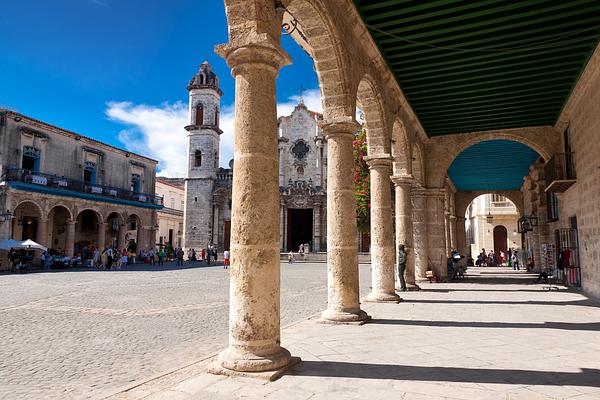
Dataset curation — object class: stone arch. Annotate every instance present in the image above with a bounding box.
[285,0,355,119]
[426,127,559,188]
[356,74,389,155]
[391,118,411,176]
[12,199,43,218]
[48,204,74,222]
[105,211,125,224]
[455,191,524,221]
[75,207,104,223]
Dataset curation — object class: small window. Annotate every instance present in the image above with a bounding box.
[214,151,218,168]
[170,198,175,208]
[22,146,40,172]
[215,108,219,127]
[194,150,202,167]
[131,174,141,192]
[195,104,204,125]
[83,162,96,184]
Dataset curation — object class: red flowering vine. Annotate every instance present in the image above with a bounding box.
[353,128,370,233]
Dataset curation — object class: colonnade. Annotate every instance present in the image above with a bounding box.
[213,0,450,378]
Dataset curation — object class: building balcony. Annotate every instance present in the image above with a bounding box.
[4,168,163,208]
[545,153,576,193]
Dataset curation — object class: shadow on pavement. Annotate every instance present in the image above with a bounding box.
[369,318,600,331]
[291,361,600,387]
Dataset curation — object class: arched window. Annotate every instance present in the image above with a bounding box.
[199,74,205,85]
[194,150,202,167]
[195,104,204,126]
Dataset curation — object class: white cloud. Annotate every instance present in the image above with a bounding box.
[107,88,323,177]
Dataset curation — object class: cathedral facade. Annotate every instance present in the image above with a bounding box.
[183,63,327,253]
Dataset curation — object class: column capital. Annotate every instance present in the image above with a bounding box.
[318,117,361,139]
[391,174,414,186]
[216,42,291,75]
[364,154,393,168]
[66,221,76,226]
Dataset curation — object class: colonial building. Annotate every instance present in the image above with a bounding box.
[183,62,328,253]
[278,102,326,252]
[155,178,184,248]
[0,109,162,269]
[465,194,521,258]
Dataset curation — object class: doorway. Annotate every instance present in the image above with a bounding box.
[493,225,508,256]
[287,208,313,252]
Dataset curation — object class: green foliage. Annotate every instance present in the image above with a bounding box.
[353,128,370,233]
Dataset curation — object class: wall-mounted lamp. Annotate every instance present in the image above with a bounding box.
[74,135,81,141]
[0,209,12,222]
[13,116,22,122]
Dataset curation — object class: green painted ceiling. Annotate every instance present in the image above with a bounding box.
[353,0,600,136]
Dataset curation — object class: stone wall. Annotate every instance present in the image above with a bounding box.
[550,47,600,298]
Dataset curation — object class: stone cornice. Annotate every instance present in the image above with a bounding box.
[391,174,414,186]
[185,124,223,135]
[364,154,393,168]
[318,117,361,138]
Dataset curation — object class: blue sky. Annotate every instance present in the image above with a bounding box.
[0,0,320,175]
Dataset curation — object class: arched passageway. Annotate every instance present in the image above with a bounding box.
[11,201,43,243]
[48,205,73,254]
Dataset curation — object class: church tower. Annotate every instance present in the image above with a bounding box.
[183,61,222,251]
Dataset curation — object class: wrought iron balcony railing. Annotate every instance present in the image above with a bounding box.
[4,168,163,206]
[545,153,576,193]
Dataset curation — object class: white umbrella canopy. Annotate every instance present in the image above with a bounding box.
[0,239,22,250]
[19,239,47,251]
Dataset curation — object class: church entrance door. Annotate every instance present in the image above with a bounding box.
[287,209,313,252]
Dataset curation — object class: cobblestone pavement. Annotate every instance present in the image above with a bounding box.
[111,267,600,400]
[0,262,372,400]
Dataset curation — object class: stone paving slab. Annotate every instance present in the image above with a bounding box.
[110,268,600,400]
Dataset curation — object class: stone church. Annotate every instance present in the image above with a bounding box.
[183,62,327,253]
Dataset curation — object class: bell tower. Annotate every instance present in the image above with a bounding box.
[183,61,223,251]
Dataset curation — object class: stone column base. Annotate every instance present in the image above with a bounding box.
[415,277,429,283]
[208,356,301,382]
[405,283,421,291]
[364,292,402,303]
[319,308,371,325]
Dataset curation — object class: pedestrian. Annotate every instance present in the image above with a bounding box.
[147,247,155,266]
[512,251,520,271]
[92,247,100,269]
[157,247,165,266]
[223,249,230,269]
[201,248,206,263]
[119,249,128,270]
[397,244,407,291]
[105,247,113,270]
[42,250,51,271]
[288,251,295,264]
[176,247,184,266]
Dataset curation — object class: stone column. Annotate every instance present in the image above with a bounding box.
[280,202,286,251]
[455,217,468,255]
[118,223,126,250]
[444,211,451,253]
[412,189,429,282]
[65,221,75,257]
[320,119,369,323]
[213,41,294,373]
[449,215,457,251]
[392,175,419,290]
[97,222,106,251]
[36,218,48,247]
[313,202,321,252]
[212,205,220,246]
[426,190,448,279]
[365,155,400,303]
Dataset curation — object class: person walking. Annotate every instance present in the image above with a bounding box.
[223,249,230,269]
[176,247,184,266]
[147,247,155,266]
[157,247,165,266]
[42,250,51,271]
